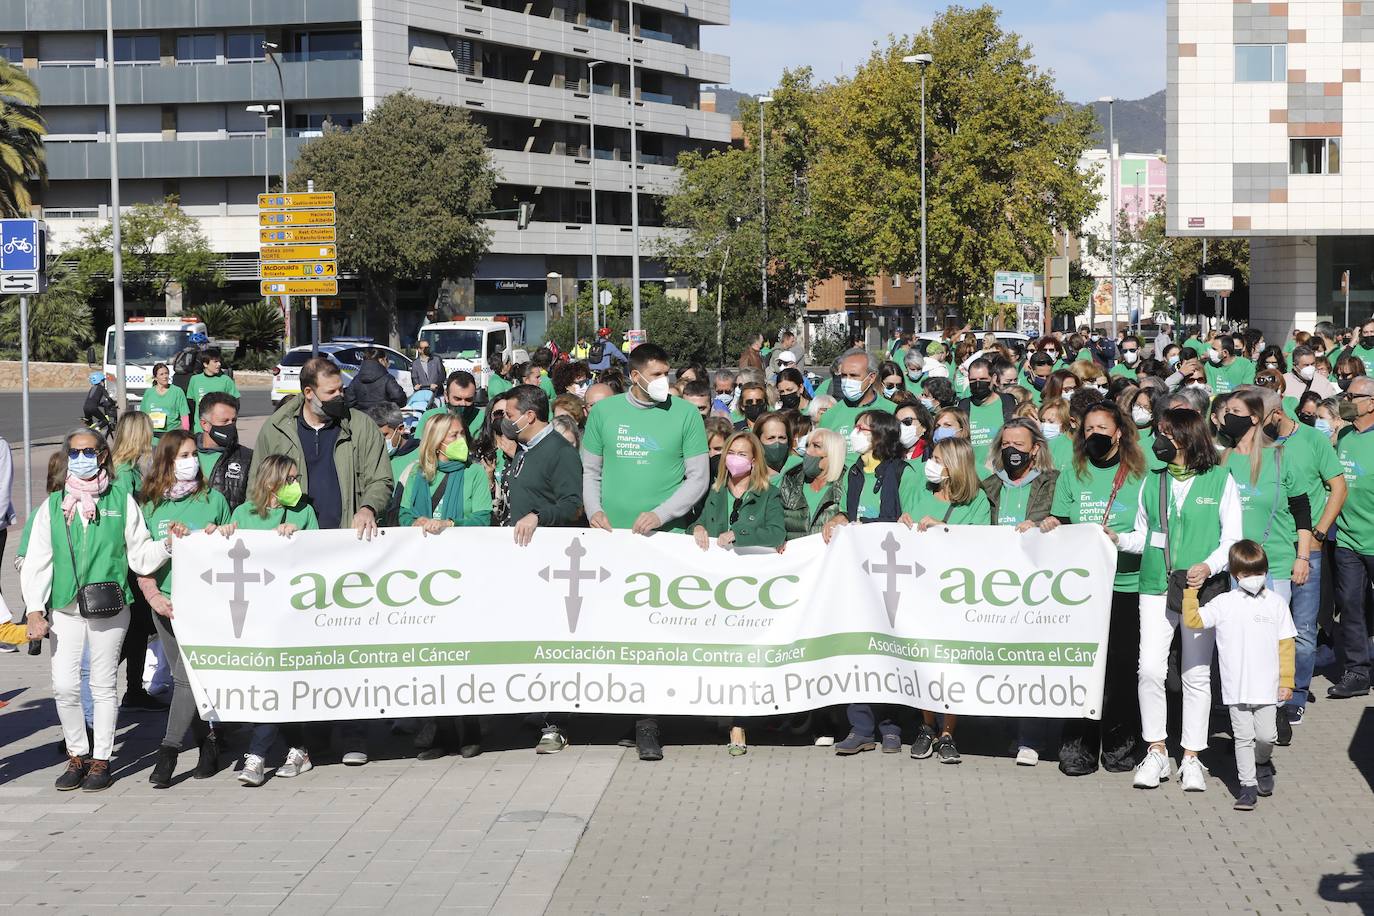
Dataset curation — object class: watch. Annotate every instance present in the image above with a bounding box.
[1314,528,1327,542]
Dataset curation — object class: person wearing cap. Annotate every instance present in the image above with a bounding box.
[768,330,800,377]
[588,328,627,373]
[772,349,799,384]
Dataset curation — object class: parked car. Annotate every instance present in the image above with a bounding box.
[912,330,1030,360]
[271,340,414,408]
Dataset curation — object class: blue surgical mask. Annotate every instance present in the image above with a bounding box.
[1315,418,1333,435]
[882,384,899,398]
[69,454,99,480]
[933,426,957,443]
[1041,421,1062,440]
[840,377,866,402]
[1168,355,1180,368]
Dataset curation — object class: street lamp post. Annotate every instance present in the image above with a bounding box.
[264,41,290,348]
[758,95,773,313]
[247,104,279,194]
[902,54,933,333]
[105,0,127,408]
[587,60,603,331]
[626,0,642,331]
[548,272,572,348]
[1099,96,1119,340]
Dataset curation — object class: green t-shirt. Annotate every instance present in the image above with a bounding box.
[818,394,897,458]
[1050,460,1144,592]
[953,372,971,399]
[966,398,1005,471]
[836,458,922,522]
[583,394,709,531]
[1337,426,1374,553]
[230,500,320,531]
[1109,363,1138,381]
[768,452,802,487]
[143,489,231,597]
[1277,421,1343,522]
[186,372,240,425]
[1205,357,1255,394]
[1224,447,1300,580]
[1182,337,1208,359]
[994,479,1033,526]
[1283,338,1298,355]
[904,485,991,526]
[487,373,513,399]
[140,385,190,436]
[198,450,221,480]
[114,461,144,496]
[1283,396,1299,420]
[1350,345,1374,377]
[1045,433,1074,472]
[539,375,557,400]
[1138,466,1229,595]
[397,464,493,526]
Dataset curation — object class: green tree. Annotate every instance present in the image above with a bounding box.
[0,61,45,217]
[68,196,223,308]
[806,6,1099,310]
[292,93,497,348]
[1118,197,1250,312]
[0,264,94,361]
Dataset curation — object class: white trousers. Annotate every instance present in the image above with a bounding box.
[1138,593,1215,752]
[50,606,129,760]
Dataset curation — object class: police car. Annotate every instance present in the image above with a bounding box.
[271,340,414,407]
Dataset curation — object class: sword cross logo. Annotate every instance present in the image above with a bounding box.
[539,537,610,632]
[862,531,924,627]
[201,539,275,638]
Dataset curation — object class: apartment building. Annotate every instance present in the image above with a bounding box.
[1078,147,1167,327]
[3,0,731,343]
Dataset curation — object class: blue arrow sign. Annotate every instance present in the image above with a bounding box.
[0,220,40,273]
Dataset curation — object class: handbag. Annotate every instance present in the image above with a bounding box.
[64,515,125,620]
[1158,471,1229,615]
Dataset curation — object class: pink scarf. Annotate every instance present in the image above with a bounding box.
[164,479,199,502]
[62,471,109,523]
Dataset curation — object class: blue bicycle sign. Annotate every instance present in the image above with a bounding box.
[0,220,41,273]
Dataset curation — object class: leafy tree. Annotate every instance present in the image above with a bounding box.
[0,263,94,361]
[194,301,236,338]
[68,197,223,308]
[1118,197,1249,313]
[233,298,285,360]
[544,282,628,353]
[292,93,497,348]
[0,61,45,217]
[640,293,721,367]
[808,327,849,368]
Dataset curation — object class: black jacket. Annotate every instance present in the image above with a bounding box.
[344,361,406,410]
[206,443,254,511]
[83,385,117,430]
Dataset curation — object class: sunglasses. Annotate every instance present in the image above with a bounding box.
[68,448,99,459]
[898,417,920,426]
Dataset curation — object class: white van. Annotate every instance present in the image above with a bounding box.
[103,316,208,403]
[416,318,511,391]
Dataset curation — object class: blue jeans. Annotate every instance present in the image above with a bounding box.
[1288,548,1323,707]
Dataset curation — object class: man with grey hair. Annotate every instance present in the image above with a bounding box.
[711,369,738,415]
[819,348,893,457]
[903,349,924,383]
[1284,344,1337,401]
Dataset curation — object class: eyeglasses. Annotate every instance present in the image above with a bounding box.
[284,473,300,484]
[898,416,918,426]
[68,448,98,459]
[742,400,765,408]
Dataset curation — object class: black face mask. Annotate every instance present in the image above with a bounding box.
[779,392,802,411]
[1361,335,1374,350]
[969,380,993,401]
[1299,413,1317,427]
[741,402,766,421]
[1220,413,1255,444]
[1151,436,1178,464]
[1339,377,1354,391]
[1262,420,1284,441]
[317,394,348,421]
[1001,446,1030,474]
[451,404,480,425]
[1031,375,1047,390]
[1084,432,1115,462]
[208,422,238,449]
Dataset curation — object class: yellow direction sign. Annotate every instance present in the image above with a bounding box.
[259,226,336,244]
[259,209,336,227]
[259,243,338,261]
[261,279,338,296]
[260,261,338,279]
[258,192,336,209]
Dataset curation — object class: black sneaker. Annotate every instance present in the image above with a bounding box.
[909,725,935,759]
[1276,707,1292,746]
[1233,786,1258,810]
[935,734,961,764]
[1256,760,1276,797]
[834,731,876,755]
[1327,672,1370,699]
[55,755,87,791]
[121,690,169,711]
[880,733,902,754]
[635,722,663,761]
[148,745,177,789]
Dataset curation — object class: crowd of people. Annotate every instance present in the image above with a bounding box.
[10,314,1373,812]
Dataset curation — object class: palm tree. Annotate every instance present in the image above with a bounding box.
[0,60,45,217]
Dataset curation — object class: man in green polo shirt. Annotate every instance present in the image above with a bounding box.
[185,348,240,428]
[1204,334,1255,394]
[819,349,896,458]
[961,357,1009,469]
[582,342,708,763]
[1330,376,1374,698]
[1346,318,1374,376]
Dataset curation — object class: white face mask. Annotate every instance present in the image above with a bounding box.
[1298,365,1316,380]
[1237,574,1266,596]
[794,434,809,456]
[1123,350,1139,364]
[924,459,945,485]
[1041,421,1061,440]
[899,423,920,448]
[1208,350,1224,365]
[174,456,199,482]
[1188,381,1211,395]
[1131,406,1152,427]
[848,429,873,455]
[636,373,670,403]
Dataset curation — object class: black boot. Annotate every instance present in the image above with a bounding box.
[635,719,663,761]
[193,731,220,779]
[148,745,177,789]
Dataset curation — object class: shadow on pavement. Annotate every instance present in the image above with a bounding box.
[1320,852,1374,914]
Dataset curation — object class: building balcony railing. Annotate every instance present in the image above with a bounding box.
[29,58,362,107]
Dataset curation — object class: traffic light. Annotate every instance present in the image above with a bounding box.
[517,202,535,230]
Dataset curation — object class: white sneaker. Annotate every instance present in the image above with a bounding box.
[342,751,369,766]
[813,736,835,747]
[237,754,266,787]
[1133,748,1172,789]
[1178,755,1208,792]
[1015,747,1039,766]
[276,747,312,778]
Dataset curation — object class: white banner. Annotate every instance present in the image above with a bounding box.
[170,524,1117,723]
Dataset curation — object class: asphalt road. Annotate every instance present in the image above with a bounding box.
[0,388,274,448]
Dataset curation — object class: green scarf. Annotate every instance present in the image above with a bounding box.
[1166,464,1197,482]
[407,459,469,524]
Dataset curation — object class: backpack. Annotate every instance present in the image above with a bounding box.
[956,392,1016,424]
[589,339,607,364]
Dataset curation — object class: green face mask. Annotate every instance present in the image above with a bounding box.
[276,481,302,508]
[801,455,824,481]
[444,438,470,462]
[762,441,790,471]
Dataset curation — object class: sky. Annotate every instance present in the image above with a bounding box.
[702,0,1165,104]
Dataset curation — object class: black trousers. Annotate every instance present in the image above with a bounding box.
[118,572,157,696]
[1059,589,1141,775]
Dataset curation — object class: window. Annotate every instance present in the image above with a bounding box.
[226,32,265,62]
[175,34,215,64]
[0,44,20,65]
[1236,44,1285,82]
[113,34,159,66]
[1291,138,1341,175]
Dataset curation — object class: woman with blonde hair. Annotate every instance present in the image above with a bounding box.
[110,411,155,494]
[779,427,846,539]
[397,412,492,532]
[691,431,784,756]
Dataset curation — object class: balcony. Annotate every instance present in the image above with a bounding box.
[0,0,362,32]
[31,58,362,107]
[488,148,676,195]
[484,218,682,257]
[44,136,315,182]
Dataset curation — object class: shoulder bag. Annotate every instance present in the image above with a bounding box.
[1160,471,1229,615]
[64,516,124,619]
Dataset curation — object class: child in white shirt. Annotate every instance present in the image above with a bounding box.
[1185,539,1296,811]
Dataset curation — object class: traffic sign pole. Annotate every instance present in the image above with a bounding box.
[312,297,320,357]
[19,295,30,513]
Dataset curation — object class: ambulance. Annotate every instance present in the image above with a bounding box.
[102,316,208,403]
